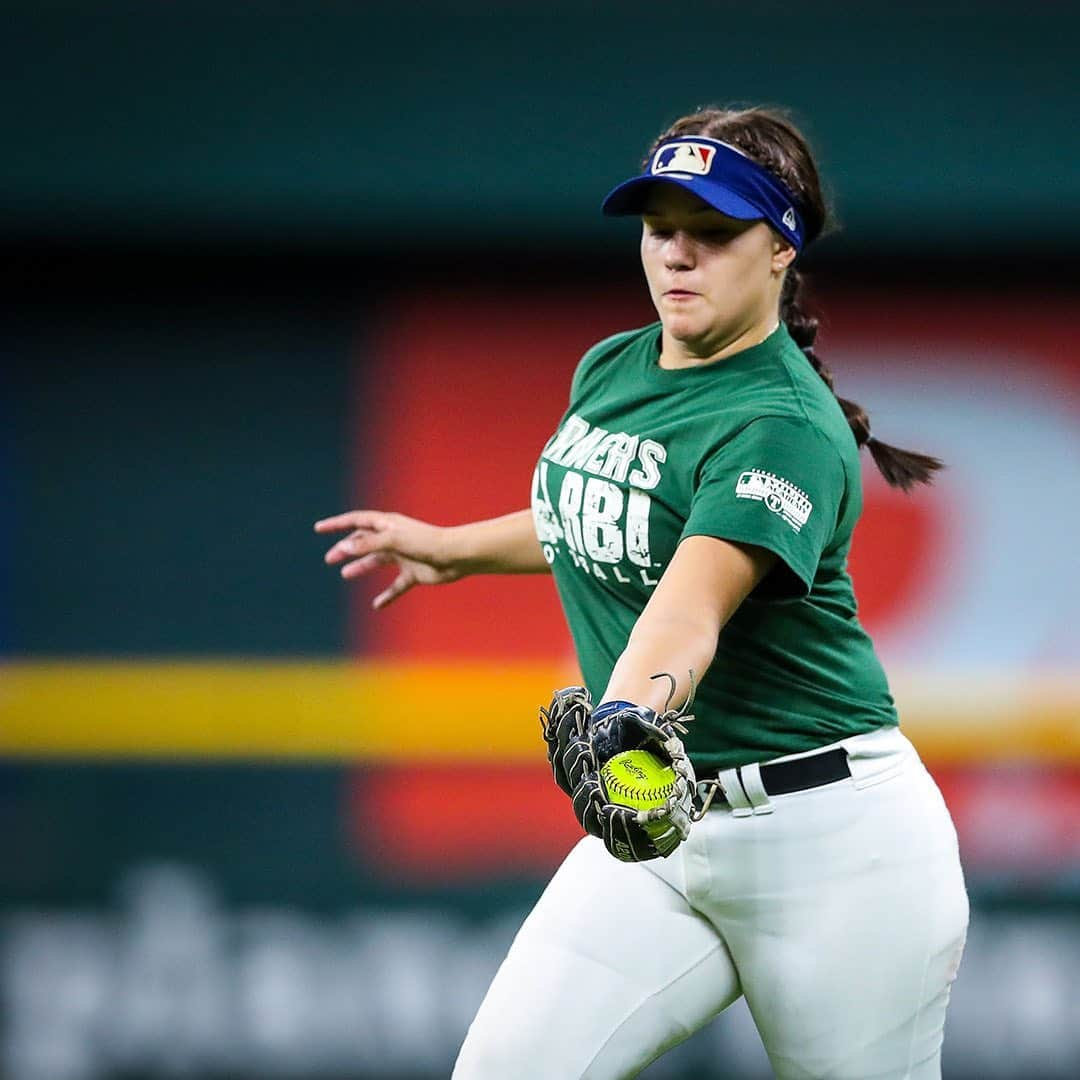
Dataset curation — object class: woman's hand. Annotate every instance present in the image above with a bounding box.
[315,510,464,609]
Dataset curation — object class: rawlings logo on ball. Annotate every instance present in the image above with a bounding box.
[601,750,678,811]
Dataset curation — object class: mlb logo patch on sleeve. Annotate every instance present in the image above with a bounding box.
[735,469,813,532]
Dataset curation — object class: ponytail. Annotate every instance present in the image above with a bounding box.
[780,270,943,492]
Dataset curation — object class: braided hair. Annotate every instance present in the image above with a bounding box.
[646,107,942,491]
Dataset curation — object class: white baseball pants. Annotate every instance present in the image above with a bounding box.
[453,727,969,1080]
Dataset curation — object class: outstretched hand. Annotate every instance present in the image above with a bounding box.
[314,510,462,609]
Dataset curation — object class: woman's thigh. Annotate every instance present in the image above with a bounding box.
[453,835,740,1080]
[712,758,968,1080]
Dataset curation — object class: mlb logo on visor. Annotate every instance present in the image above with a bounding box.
[652,142,717,177]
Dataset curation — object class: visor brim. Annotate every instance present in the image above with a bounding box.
[601,175,764,221]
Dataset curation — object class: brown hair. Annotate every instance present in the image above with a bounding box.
[647,106,943,491]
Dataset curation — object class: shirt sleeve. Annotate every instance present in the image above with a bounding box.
[681,416,845,600]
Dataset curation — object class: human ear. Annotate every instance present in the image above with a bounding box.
[771,239,797,274]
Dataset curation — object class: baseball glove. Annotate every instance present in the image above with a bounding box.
[540,674,697,862]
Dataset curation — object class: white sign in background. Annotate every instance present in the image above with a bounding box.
[2,864,1078,1080]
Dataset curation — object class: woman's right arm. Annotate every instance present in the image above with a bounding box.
[314,508,547,609]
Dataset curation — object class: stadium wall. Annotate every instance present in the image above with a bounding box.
[3,276,1079,1078]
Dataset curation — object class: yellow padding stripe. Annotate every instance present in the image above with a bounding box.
[0,661,1078,762]
[0,661,567,760]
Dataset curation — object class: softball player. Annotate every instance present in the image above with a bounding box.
[317,106,968,1079]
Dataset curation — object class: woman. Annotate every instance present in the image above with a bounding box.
[316,107,968,1080]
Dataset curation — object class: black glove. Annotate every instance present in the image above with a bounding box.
[571,768,668,861]
[539,676,698,863]
[539,685,593,797]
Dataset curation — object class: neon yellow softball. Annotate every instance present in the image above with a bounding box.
[600,749,677,811]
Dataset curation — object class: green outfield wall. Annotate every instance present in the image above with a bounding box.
[4,2,1075,254]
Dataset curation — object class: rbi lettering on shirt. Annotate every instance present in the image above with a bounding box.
[533,322,898,772]
[532,413,666,588]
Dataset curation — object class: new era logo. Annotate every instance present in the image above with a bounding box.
[652,141,716,177]
[782,207,797,230]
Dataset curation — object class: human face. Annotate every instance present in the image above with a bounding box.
[639,184,792,362]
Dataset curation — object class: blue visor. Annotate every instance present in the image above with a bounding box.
[602,136,809,252]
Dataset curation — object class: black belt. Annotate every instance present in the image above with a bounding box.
[700,746,851,803]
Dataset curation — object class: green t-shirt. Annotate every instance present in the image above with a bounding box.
[531,321,898,772]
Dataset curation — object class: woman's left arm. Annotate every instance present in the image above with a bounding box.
[601,535,777,712]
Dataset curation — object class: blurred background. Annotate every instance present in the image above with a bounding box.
[3,2,1079,1078]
